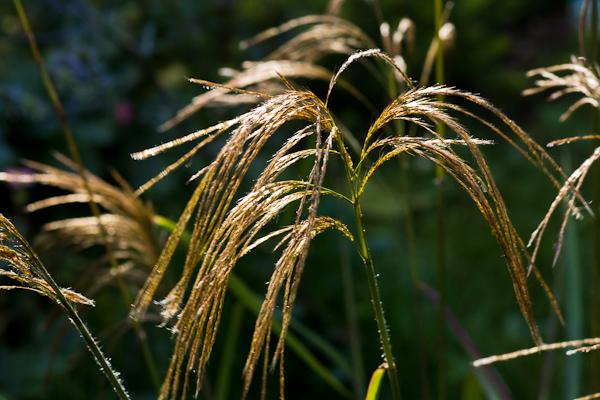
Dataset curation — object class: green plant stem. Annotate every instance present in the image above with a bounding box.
[590,0,600,391]
[393,52,430,397]
[538,244,567,400]
[16,230,131,400]
[592,122,600,395]
[61,302,131,400]
[434,0,447,398]
[392,90,429,397]
[12,0,160,391]
[435,177,446,400]
[335,128,402,400]
[353,200,402,400]
[562,150,583,400]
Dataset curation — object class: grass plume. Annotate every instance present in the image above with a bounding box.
[0,213,130,400]
[127,43,568,397]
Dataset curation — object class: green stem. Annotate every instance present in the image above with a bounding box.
[393,56,430,398]
[589,0,600,391]
[561,150,583,400]
[353,201,402,400]
[12,0,161,391]
[334,129,402,400]
[15,228,131,400]
[62,303,131,400]
[434,1,447,399]
[13,0,160,391]
[592,122,600,395]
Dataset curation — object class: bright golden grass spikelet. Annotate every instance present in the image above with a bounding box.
[0,213,93,306]
[132,88,352,399]
[158,60,345,132]
[238,15,375,58]
[0,212,131,399]
[471,56,600,400]
[473,338,600,367]
[127,46,574,397]
[524,58,600,267]
[0,154,158,288]
[524,56,600,121]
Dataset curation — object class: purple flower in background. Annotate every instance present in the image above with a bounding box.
[114,102,135,126]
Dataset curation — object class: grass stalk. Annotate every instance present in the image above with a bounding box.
[396,101,430,398]
[388,36,430,397]
[434,1,447,399]
[592,118,600,395]
[334,124,402,399]
[354,200,402,400]
[435,175,447,400]
[537,247,567,400]
[590,0,600,391]
[562,150,583,400]
[12,0,160,391]
[0,216,130,400]
[59,298,131,400]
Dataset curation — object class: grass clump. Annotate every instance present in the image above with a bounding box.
[2,0,598,399]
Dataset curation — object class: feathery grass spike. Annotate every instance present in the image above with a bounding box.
[131,40,572,397]
[0,213,130,399]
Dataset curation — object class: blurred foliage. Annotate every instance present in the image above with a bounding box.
[0,0,597,399]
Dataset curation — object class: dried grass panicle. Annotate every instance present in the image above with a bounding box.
[359,84,567,344]
[158,59,367,133]
[138,46,573,395]
[0,155,158,301]
[136,35,569,395]
[160,15,405,133]
[524,56,600,121]
[0,213,94,306]
[239,15,375,58]
[524,57,600,267]
[0,155,158,270]
[131,86,355,398]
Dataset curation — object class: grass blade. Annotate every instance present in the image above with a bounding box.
[365,364,387,400]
